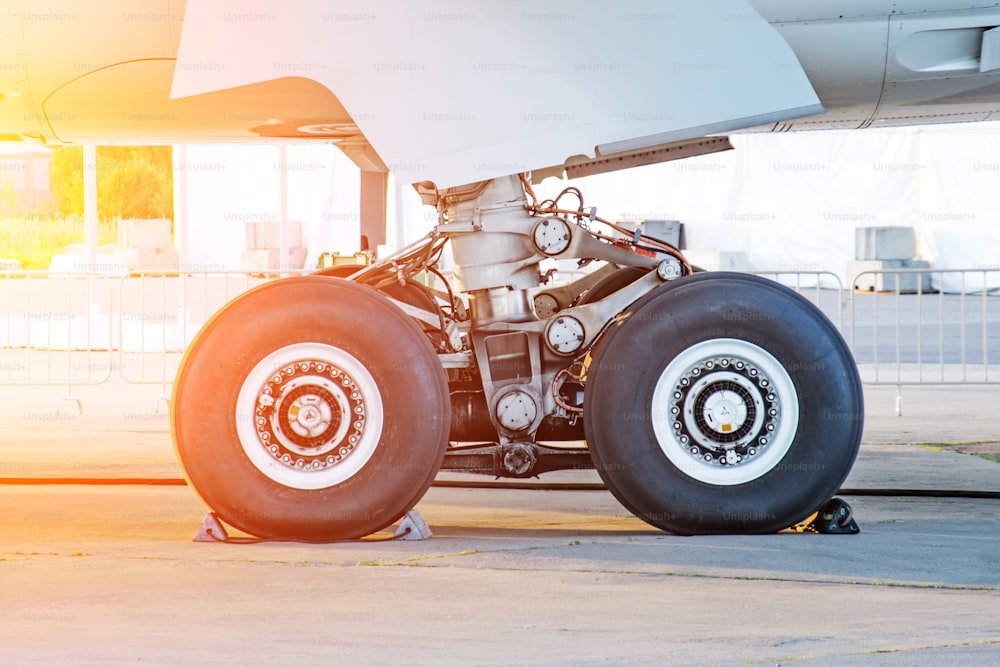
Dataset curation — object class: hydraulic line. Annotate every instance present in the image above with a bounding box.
[518,172,692,273]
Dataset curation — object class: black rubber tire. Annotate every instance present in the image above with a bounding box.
[315,264,440,322]
[583,272,862,534]
[313,265,364,279]
[171,276,450,541]
[576,264,705,306]
[575,266,650,305]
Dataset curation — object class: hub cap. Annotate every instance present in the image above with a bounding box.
[236,343,383,490]
[650,338,799,485]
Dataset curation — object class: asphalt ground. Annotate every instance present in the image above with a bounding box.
[1,380,999,666]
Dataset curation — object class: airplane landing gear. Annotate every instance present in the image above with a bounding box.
[171,174,863,540]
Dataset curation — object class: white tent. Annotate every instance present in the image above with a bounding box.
[176,142,437,271]
[176,125,1000,289]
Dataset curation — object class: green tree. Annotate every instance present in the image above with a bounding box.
[49,145,83,217]
[49,145,174,221]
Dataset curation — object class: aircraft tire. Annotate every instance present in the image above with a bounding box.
[313,264,364,279]
[575,264,705,307]
[583,272,862,534]
[315,264,441,322]
[171,276,450,541]
[575,266,649,305]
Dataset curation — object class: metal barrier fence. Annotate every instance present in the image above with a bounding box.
[1,272,114,413]
[0,270,306,412]
[3,267,999,414]
[849,268,1000,384]
[115,271,310,400]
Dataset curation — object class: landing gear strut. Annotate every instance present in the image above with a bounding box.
[171,173,863,540]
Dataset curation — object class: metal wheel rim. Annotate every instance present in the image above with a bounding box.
[236,342,384,490]
[650,338,799,485]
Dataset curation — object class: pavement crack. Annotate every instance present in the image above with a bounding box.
[387,557,1000,591]
[920,440,1000,464]
[357,541,578,567]
[745,637,1000,664]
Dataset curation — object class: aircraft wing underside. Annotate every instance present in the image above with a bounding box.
[10,2,1000,188]
[170,0,822,187]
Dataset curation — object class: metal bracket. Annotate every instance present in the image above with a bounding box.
[441,442,593,478]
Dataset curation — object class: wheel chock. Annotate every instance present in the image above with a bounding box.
[193,512,229,542]
[394,509,432,540]
[792,497,860,534]
[192,510,429,543]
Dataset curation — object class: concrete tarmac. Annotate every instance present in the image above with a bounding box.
[1,381,999,666]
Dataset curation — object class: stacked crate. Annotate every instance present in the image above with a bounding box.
[848,227,931,293]
[241,220,308,272]
[118,219,178,271]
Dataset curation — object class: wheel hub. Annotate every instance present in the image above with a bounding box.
[675,366,773,465]
[651,338,798,486]
[287,396,330,436]
[236,342,384,490]
[701,392,744,434]
[256,361,366,470]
